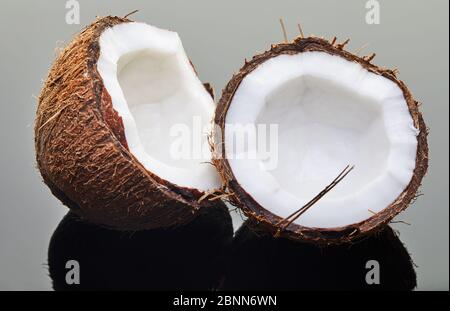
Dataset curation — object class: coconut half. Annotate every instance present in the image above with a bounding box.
[35,16,222,230]
[213,37,428,243]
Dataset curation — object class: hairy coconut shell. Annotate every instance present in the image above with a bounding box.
[35,16,223,230]
[213,37,429,244]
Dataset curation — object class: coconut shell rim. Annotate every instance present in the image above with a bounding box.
[213,36,429,244]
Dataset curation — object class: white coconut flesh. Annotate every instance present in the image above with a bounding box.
[225,52,419,228]
[97,22,221,191]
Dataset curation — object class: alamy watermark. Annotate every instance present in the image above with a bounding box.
[365,259,380,285]
[365,0,380,25]
[65,260,80,285]
[168,117,279,171]
[65,0,80,25]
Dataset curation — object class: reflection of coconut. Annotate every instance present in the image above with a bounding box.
[219,221,416,290]
[48,205,233,290]
[35,16,221,230]
[213,37,428,244]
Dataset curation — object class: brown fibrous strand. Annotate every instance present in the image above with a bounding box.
[276,165,355,231]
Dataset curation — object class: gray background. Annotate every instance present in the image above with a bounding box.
[0,0,448,290]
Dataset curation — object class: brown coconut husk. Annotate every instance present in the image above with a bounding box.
[212,36,428,244]
[35,16,224,230]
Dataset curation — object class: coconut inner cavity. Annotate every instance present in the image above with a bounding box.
[225,52,418,228]
[260,75,389,199]
[97,22,221,191]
